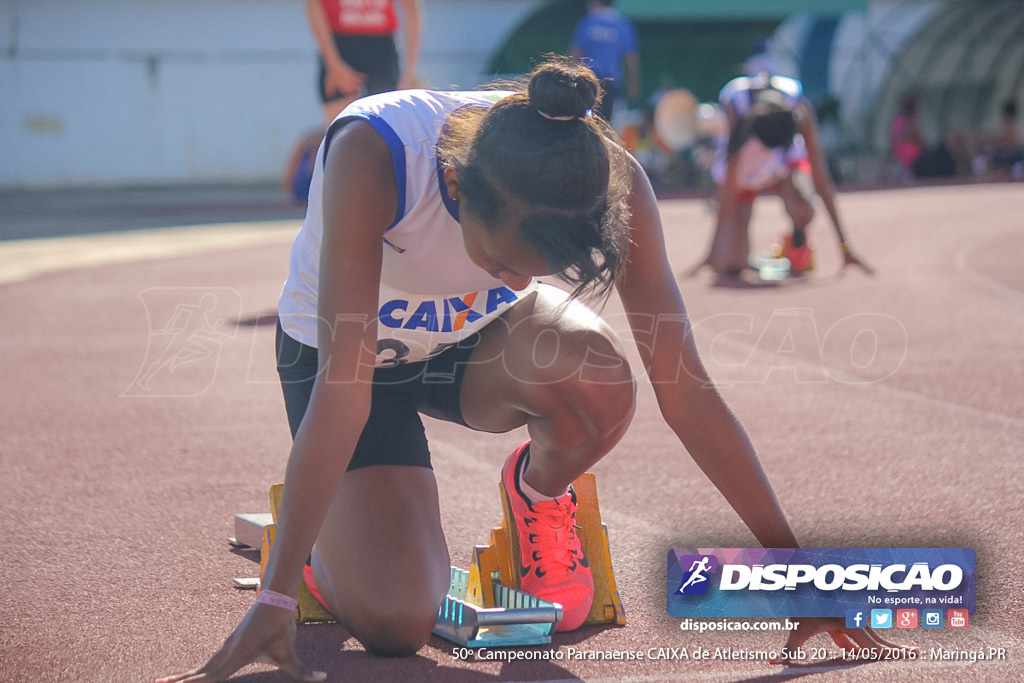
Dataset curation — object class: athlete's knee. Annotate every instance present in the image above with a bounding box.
[348,598,441,657]
[521,319,632,383]
[579,353,636,436]
[549,336,636,451]
[356,619,433,657]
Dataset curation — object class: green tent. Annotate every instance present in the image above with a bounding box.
[488,0,867,104]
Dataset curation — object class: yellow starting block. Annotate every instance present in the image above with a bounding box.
[228,484,335,622]
[232,473,625,644]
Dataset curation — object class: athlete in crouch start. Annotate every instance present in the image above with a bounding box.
[159,57,910,682]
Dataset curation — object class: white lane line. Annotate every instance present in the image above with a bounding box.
[830,366,1024,430]
[952,229,1024,309]
[0,221,299,285]
[700,316,1024,430]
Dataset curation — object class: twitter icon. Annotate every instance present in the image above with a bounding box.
[871,609,893,629]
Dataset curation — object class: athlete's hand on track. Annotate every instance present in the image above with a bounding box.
[770,616,918,664]
[841,248,876,275]
[156,604,326,683]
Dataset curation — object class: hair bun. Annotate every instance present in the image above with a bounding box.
[527,57,601,121]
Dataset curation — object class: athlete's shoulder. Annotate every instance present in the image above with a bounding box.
[768,75,803,98]
[719,76,752,101]
[339,89,511,125]
[720,73,803,108]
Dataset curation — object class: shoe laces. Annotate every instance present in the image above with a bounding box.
[523,492,583,576]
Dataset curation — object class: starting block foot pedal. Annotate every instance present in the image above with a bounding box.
[433,567,561,647]
[228,512,274,549]
[754,256,791,281]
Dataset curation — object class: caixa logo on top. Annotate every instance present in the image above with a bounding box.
[667,548,976,618]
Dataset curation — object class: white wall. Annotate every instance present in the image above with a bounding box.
[0,0,540,189]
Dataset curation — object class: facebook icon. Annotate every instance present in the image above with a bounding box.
[846,609,866,629]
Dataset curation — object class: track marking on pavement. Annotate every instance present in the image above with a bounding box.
[0,221,299,285]
[700,318,1024,430]
[952,228,1024,309]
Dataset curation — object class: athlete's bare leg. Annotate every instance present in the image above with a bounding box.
[459,285,637,497]
[774,172,815,235]
[308,286,635,654]
[709,200,754,275]
[310,466,450,656]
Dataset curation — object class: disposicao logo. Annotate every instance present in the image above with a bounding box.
[667,548,975,619]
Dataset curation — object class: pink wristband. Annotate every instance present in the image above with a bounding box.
[256,589,298,611]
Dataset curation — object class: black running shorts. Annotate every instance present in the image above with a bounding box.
[318,33,400,103]
[275,321,481,469]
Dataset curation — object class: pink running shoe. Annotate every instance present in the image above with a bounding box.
[776,233,815,274]
[501,442,594,631]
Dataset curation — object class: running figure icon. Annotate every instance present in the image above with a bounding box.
[125,288,242,397]
[677,556,713,594]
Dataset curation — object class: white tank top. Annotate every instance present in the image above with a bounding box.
[712,75,808,190]
[278,89,537,366]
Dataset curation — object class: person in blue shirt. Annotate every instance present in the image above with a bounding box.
[570,0,641,123]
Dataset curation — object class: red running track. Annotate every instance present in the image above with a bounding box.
[1,183,1021,682]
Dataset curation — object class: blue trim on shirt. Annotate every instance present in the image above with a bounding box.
[323,113,407,231]
[361,114,406,230]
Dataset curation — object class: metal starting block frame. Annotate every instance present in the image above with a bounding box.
[230,472,625,647]
[434,567,561,647]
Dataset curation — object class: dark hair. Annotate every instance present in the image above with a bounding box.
[437,55,632,299]
[1003,98,1018,120]
[728,88,797,156]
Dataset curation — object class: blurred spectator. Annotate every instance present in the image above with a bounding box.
[889,92,958,179]
[570,0,641,124]
[889,92,925,178]
[987,98,1024,177]
[304,0,422,125]
[620,109,676,190]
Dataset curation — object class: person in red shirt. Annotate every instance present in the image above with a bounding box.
[304,0,422,124]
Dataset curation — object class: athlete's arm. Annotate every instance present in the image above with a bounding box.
[713,148,741,242]
[263,119,391,605]
[798,101,873,270]
[157,121,393,683]
[396,0,422,90]
[616,158,913,659]
[798,101,847,246]
[615,156,798,549]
